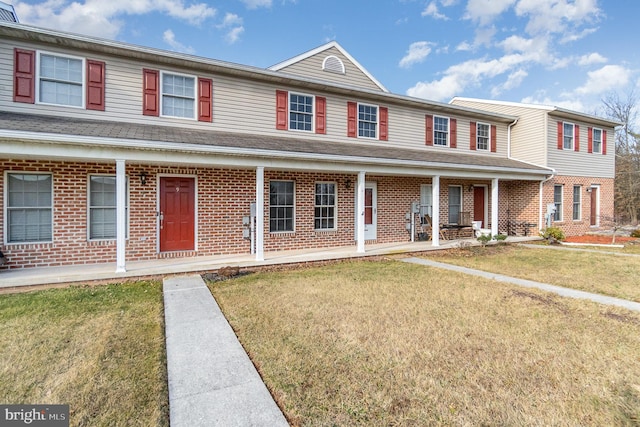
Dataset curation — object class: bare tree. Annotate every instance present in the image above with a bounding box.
[601,91,640,224]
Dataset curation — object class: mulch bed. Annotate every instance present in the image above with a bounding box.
[564,235,638,244]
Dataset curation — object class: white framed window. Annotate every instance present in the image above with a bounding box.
[161,71,196,119]
[477,122,490,150]
[289,92,314,131]
[572,185,581,221]
[88,175,129,240]
[448,185,462,224]
[553,184,563,221]
[592,128,602,153]
[5,172,53,244]
[434,116,449,146]
[420,184,433,223]
[314,182,337,230]
[269,180,295,232]
[37,51,84,108]
[358,103,378,139]
[563,122,574,150]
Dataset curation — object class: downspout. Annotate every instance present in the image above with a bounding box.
[539,169,556,232]
[507,118,518,159]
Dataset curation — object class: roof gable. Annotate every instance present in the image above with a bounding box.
[268,41,388,93]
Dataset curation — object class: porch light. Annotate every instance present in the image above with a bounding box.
[139,171,148,186]
[345,179,352,189]
[468,184,474,192]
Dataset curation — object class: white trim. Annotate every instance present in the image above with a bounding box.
[255,167,264,261]
[476,122,490,151]
[590,184,601,227]
[433,115,450,147]
[313,181,338,231]
[288,91,315,133]
[268,179,296,233]
[3,170,54,245]
[431,176,440,247]
[363,181,377,240]
[572,184,582,221]
[87,174,130,241]
[115,160,126,273]
[491,178,499,237]
[322,55,345,74]
[36,50,86,109]
[562,122,575,151]
[553,184,564,222]
[356,102,379,140]
[356,172,366,252]
[269,41,389,93]
[159,70,197,121]
[592,127,603,154]
[447,185,463,224]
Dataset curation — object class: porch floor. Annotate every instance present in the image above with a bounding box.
[0,236,541,290]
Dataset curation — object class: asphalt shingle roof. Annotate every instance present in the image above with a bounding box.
[0,111,550,174]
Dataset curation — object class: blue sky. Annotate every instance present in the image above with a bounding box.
[11,0,639,118]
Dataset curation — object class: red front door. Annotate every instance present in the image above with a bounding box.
[160,177,195,252]
[590,188,597,226]
[473,186,485,224]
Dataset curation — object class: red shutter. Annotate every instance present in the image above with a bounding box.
[491,125,497,153]
[379,106,388,141]
[142,69,159,116]
[347,101,357,137]
[315,96,326,134]
[602,130,607,155]
[557,121,563,149]
[574,124,580,152]
[470,122,476,150]
[14,48,35,104]
[450,118,457,148]
[587,127,593,153]
[86,60,105,111]
[425,114,433,146]
[198,77,213,122]
[276,90,288,130]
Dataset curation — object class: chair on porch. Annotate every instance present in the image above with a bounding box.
[458,211,473,238]
[424,214,446,240]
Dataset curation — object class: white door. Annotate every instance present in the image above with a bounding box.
[364,182,377,240]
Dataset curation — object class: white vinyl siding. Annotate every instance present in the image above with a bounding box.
[5,172,53,243]
[37,51,84,108]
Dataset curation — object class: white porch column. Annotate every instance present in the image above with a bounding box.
[491,178,499,238]
[431,175,440,247]
[115,159,126,273]
[356,171,366,253]
[255,166,265,261]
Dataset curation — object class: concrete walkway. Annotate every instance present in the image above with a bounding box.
[163,275,289,427]
[518,243,640,257]
[402,257,640,313]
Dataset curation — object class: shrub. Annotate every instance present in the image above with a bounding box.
[495,234,507,242]
[477,233,492,246]
[540,227,565,243]
[631,229,640,238]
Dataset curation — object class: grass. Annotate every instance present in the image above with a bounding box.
[430,244,640,302]
[0,281,169,426]
[210,260,640,426]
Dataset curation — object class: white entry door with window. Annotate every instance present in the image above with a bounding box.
[362,182,377,240]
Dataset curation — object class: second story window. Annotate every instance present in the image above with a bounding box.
[592,128,602,153]
[161,72,196,119]
[38,52,83,107]
[477,123,489,150]
[563,122,574,150]
[434,116,449,146]
[358,104,378,138]
[289,93,314,131]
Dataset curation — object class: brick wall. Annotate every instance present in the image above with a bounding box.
[1,159,562,269]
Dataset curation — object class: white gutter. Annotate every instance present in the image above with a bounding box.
[507,118,518,159]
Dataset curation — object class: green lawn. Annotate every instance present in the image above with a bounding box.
[210,260,640,426]
[0,281,169,426]
[430,244,640,302]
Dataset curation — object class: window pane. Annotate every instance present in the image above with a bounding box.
[289,94,313,131]
[448,187,461,224]
[161,73,195,118]
[563,123,573,149]
[269,181,295,232]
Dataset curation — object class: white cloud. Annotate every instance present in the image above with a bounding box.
[515,0,601,36]
[577,52,607,66]
[14,0,216,39]
[217,12,244,44]
[399,41,433,69]
[464,0,516,26]
[456,41,473,52]
[574,65,631,95]
[491,69,528,97]
[163,29,195,54]
[407,74,465,102]
[422,1,448,20]
[239,0,272,9]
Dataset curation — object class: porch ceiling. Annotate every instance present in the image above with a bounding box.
[0,111,552,179]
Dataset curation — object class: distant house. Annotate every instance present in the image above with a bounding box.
[0,20,616,271]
